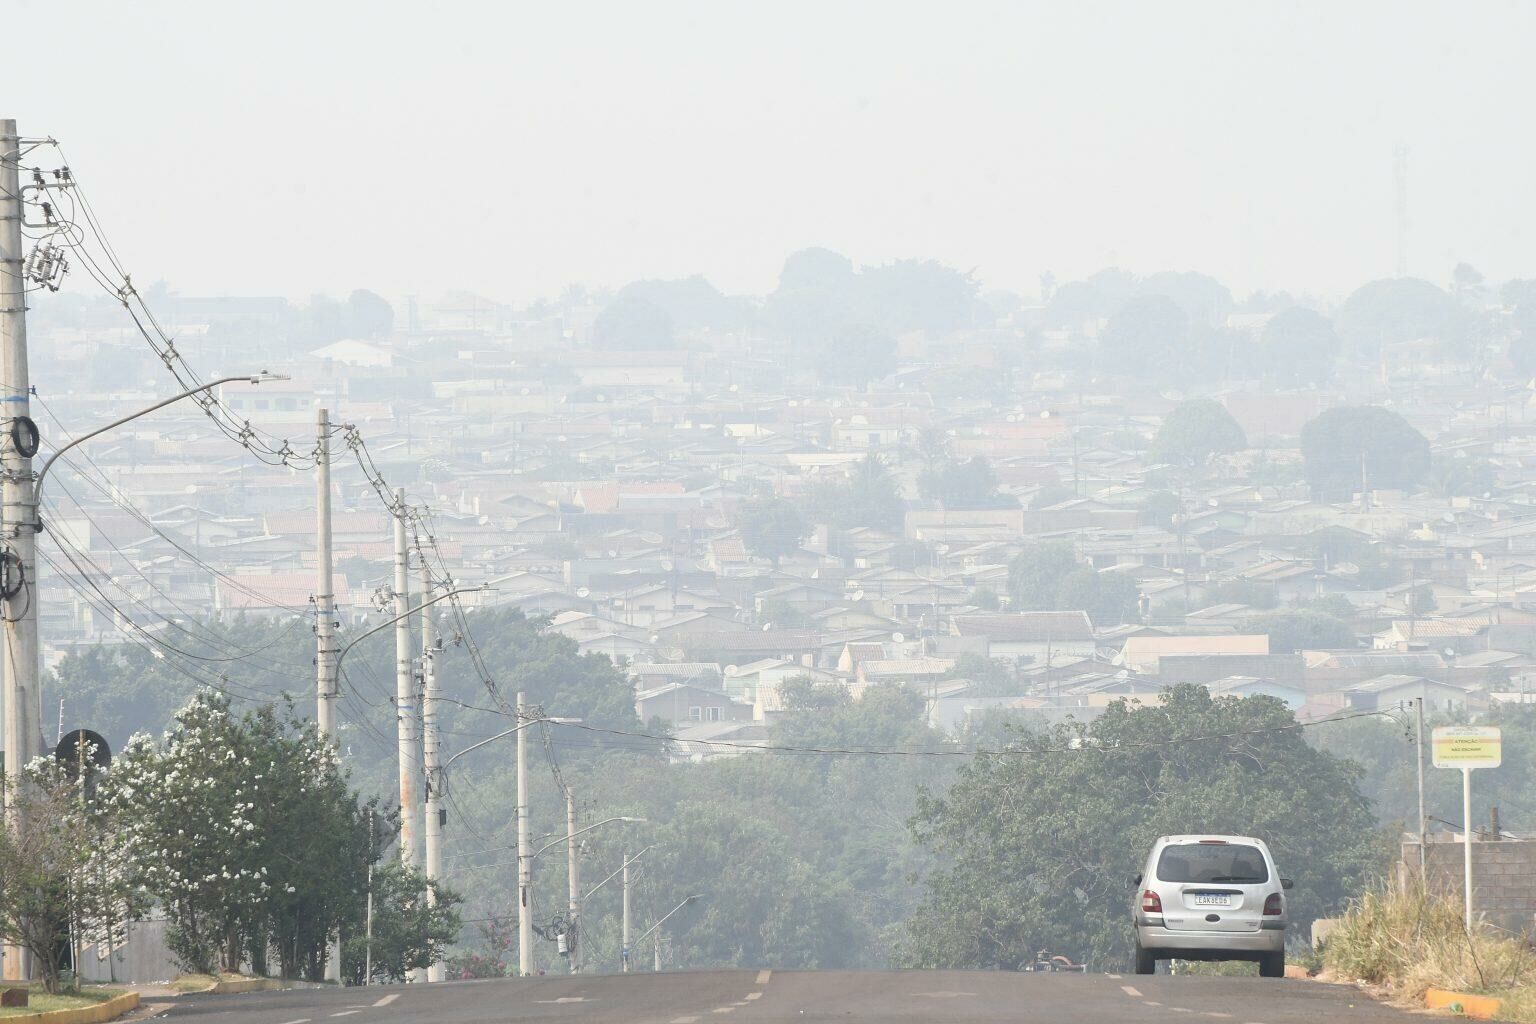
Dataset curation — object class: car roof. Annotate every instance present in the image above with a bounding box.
[1155,834,1268,848]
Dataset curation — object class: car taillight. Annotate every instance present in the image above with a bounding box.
[1141,889,1163,913]
[1263,893,1283,916]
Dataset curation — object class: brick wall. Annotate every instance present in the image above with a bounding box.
[1401,838,1536,935]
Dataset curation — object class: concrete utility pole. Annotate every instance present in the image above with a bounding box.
[1416,697,1427,880]
[421,560,444,983]
[0,118,42,984]
[517,691,533,976]
[315,407,341,985]
[621,852,632,973]
[566,790,581,973]
[393,490,419,868]
[315,408,337,738]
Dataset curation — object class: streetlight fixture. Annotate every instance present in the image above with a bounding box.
[34,372,289,500]
[632,893,705,972]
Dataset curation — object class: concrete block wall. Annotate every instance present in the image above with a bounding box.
[1402,839,1536,936]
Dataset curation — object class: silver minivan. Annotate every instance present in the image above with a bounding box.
[1131,834,1292,977]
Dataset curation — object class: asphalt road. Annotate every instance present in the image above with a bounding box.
[150,970,1423,1024]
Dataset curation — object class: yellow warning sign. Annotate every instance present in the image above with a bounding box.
[1432,726,1501,769]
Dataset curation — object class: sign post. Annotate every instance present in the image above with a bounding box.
[1432,725,1502,932]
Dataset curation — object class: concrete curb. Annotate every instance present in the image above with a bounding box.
[1424,988,1502,1019]
[206,979,289,995]
[3,991,140,1024]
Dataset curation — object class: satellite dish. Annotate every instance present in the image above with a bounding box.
[184,484,198,494]
[660,558,674,571]
[1040,410,1052,419]
[596,393,607,403]
[935,543,950,556]
[1445,647,1457,658]
[665,647,687,661]
[724,664,740,677]
[1006,414,1017,423]
[892,632,906,644]
[762,622,774,631]
[521,387,531,395]
[608,549,619,559]
[649,634,660,644]
[852,589,865,601]
[729,384,739,392]
[576,587,591,599]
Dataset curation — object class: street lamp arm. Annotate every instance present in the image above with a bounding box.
[335,586,488,677]
[584,845,651,901]
[35,373,286,500]
[530,816,645,862]
[632,893,704,948]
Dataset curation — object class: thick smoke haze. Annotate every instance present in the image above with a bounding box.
[11,0,1536,302]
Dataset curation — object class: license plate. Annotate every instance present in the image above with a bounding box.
[1191,894,1231,907]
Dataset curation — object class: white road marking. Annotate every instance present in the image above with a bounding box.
[1144,1001,1163,1007]
[914,992,976,998]
[535,997,590,1004]
[330,1013,360,1018]
[670,1018,699,1024]
[1170,1009,1193,1014]
[1120,985,1142,997]
[755,970,772,985]
[278,1019,311,1024]
[711,1009,735,1015]
[745,993,762,1001]
[371,995,400,1007]
[1203,1014,1233,1019]
[1106,973,1122,979]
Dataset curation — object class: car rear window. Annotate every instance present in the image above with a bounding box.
[1155,843,1269,884]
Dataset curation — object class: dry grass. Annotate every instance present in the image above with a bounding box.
[1323,876,1536,1019]
[167,973,245,994]
[0,986,115,1018]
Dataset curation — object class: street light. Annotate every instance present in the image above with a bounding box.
[333,586,490,678]
[632,893,704,972]
[34,372,288,500]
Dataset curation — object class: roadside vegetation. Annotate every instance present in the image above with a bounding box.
[1324,878,1536,1020]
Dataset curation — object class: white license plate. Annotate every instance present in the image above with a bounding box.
[1191,894,1231,907]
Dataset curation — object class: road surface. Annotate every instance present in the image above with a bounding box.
[151,970,1421,1024]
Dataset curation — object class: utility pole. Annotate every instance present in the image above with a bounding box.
[315,408,337,740]
[517,691,532,977]
[1,118,42,984]
[393,490,419,868]
[421,560,444,983]
[621,852,632,973]
[315,408,341,985]
[566,790,581,973]
[1416,697,1427,880]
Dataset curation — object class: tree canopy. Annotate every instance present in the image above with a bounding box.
[918,456,1013,511]
[593,293,675,350]
[741,497,806,565]
[903,685,1386,970]
[1255,307,1340,386]
[1149,398,1247,465]
[1336,278,1470,359]
[1299,406,1431,500]
[1099,294,1190,378]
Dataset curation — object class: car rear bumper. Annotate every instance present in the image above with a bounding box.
[1136,922,1284,956]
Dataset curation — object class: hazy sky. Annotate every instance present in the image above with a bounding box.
[12,1,1536,306]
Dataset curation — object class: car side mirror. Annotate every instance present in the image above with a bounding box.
[1131,873,1142,887]
[1281,878,1294,891]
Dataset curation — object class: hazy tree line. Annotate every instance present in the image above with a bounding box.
[49,607,1536,974]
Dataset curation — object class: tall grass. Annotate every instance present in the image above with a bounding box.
[1324,875,1536,1004]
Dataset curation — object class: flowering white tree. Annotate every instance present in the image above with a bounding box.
[103,689,384,980]
[0,754,147,993]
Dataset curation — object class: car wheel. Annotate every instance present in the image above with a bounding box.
[1259,952,1285,978]
[1134,946,1156,975]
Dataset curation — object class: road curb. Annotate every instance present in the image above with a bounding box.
[1424,988,1502,1019]
[207,979,283,995]
[2,991,140,1024]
